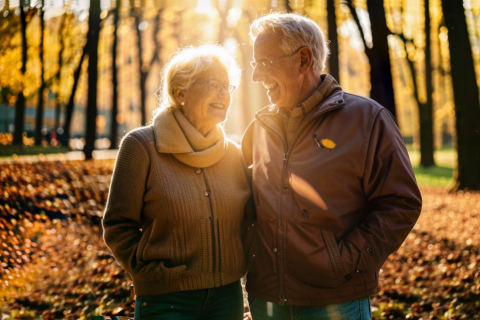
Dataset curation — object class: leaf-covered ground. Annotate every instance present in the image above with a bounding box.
[0,160,479,319]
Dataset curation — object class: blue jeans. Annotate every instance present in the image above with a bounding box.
[134,280,244,320]
[248,295,371,320]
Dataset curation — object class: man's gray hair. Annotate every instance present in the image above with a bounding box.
[249,12,330,74]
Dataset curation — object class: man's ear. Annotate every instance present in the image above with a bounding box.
[299,47,314,74]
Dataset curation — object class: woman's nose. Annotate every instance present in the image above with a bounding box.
[218,86,228,96]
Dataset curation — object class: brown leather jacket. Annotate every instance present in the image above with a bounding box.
[242,80,422,306]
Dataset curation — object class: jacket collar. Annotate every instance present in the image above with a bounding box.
[254,75,346,136]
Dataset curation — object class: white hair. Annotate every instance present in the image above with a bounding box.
[249,12,329,74]
[155,44,241,115]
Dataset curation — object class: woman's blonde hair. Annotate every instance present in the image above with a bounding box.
[155,44,241,115]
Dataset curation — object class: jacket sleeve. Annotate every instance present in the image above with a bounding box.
[341,109,422,275]
[102,131,186,281]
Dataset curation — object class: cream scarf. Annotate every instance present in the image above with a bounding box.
[152,107,227,168]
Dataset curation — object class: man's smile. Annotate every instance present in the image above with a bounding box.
[263,82,279,93]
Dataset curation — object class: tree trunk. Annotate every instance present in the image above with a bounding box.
[3,90,9,132]
[327,0,339,82]
[442,0,480,190]
[34,5,45,145]
[217,0,227,43]
[151,11,162,68]
[365,0,396,117]
[13,6,28,145]
[110,5,119,149]
[285,0,293,12]
[419,0,435,167]
[84,0,101,160]
[54,13,67,132]
[134,9,147,126]
[62,39,89,146]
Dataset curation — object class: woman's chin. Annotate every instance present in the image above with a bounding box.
[208,108,228,123]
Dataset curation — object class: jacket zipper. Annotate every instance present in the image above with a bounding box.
[256,101,344,305]
[283,152,289,169]
[255,116,289,305]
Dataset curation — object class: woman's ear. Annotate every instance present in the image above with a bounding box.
[174,88,186,105]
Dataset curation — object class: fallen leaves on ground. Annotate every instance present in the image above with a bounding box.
[0,160,479,319]
[372,187,480,320]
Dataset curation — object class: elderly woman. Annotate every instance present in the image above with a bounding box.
[102,45,252,320]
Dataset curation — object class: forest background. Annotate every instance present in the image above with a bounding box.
[1,0,480,319]
[1,0,480,189]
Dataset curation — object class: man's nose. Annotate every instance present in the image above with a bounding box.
[252,66,263,83]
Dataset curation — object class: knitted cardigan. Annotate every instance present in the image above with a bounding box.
[102,109,252,296]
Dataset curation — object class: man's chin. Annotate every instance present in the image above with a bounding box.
[267,92,283,106]
[268,98,285,108]
[267,95,277,105]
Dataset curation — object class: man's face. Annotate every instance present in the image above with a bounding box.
[252,31,303,109]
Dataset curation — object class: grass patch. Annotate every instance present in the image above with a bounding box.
[412,165,454,188]
[407,146,455,188]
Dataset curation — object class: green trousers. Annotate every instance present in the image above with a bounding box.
[134,280,244,320]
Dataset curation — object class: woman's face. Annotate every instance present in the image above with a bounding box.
[179,61,232,135]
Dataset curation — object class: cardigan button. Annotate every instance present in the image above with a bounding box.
[143,302,148,306]
[273,248,278,253]
[204,190,210,197]
[367,247,372,253]
[195,168,202,174]
[269,218,275,222]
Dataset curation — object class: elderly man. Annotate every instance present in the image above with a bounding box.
[242,13,422,319]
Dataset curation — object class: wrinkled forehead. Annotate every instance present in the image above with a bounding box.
[253,31,286,59]
[193,60,229,82]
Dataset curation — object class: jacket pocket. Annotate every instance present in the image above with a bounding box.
[138,220,174,263]
[286,222,347,288]
[133,260,187,282]
[158,262,187,282]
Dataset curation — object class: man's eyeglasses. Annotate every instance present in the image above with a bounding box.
[250,46,308,73]
[192,79,236,94]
